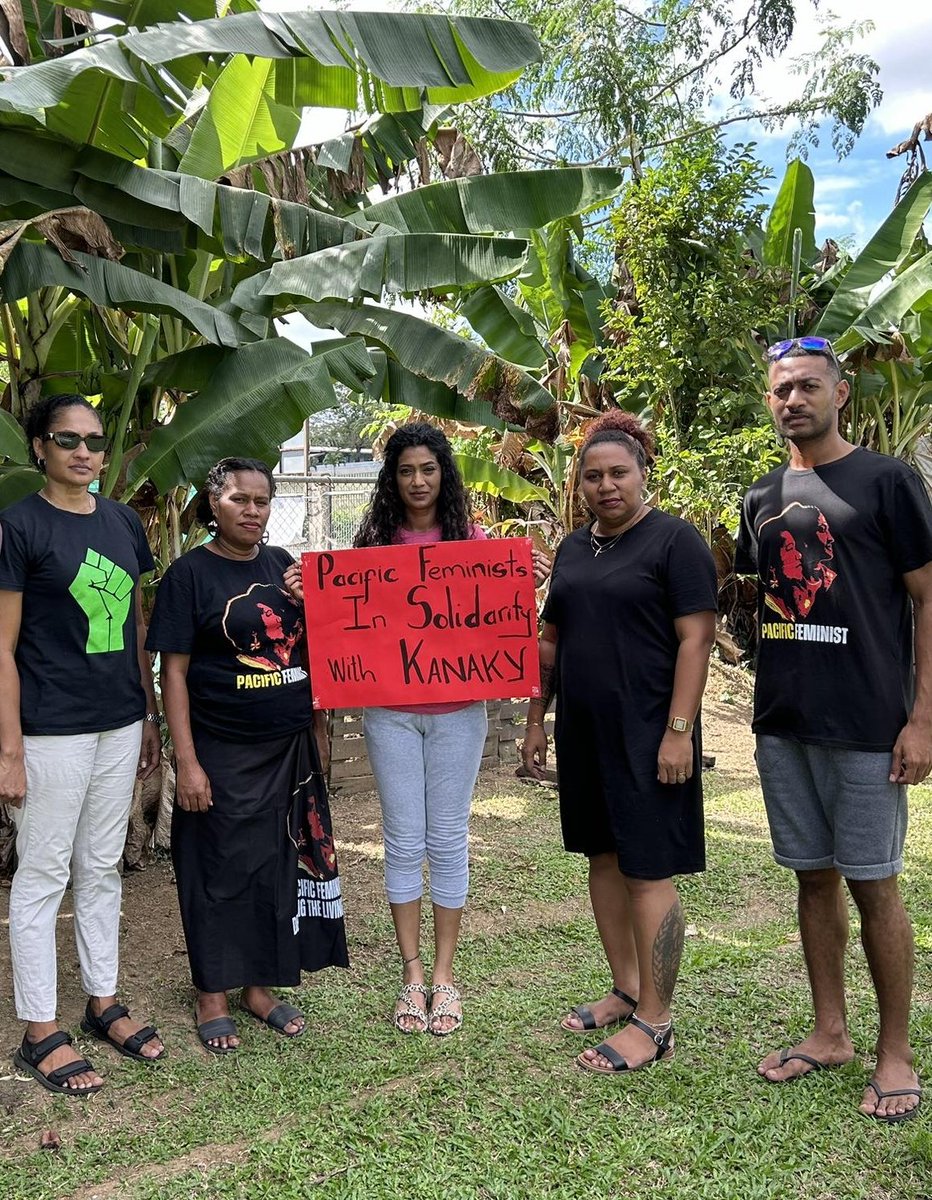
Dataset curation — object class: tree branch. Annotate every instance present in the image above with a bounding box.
[648,13,761,102]
[617,4,665,26]
[643,102,820,151]
[497,108,592,118]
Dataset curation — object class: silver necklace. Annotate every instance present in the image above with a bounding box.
[589,506,649,556]
[590,529,625,557]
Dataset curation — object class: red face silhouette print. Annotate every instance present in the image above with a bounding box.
[294,779,338,881]
[222,583,304,671]
[758,502,837,622]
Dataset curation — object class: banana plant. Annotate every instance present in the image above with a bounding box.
[0,3,635,561]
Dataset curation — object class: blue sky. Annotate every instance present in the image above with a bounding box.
[729,0,929,249]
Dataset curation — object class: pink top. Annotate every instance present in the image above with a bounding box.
[387,523,488,715]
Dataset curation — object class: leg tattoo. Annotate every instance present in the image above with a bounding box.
[651,899,685,1009]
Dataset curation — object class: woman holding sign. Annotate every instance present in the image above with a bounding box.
[522,412,717,1074]
[147,457,347,1054]
[349,424,493,1035]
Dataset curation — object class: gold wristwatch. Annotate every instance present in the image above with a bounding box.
[667,717,694,733]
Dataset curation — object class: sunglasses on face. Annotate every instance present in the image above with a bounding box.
[766,336,840,366]
[43,431,109,452]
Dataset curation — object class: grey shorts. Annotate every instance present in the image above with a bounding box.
[755,735,908,880]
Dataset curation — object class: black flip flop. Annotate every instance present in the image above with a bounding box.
[195,1011,239,1055]
[240,1002,305,1038]
[80,1002,165,1064]
[863,1078,922,1124]
[13,1031,103,1096]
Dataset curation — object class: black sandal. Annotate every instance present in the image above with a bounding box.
[195,1011,239,1055]
[576,1014,675,1075]
[14,1031,103,1096]
[80,1002,165,1064]
[561,986,638,1033]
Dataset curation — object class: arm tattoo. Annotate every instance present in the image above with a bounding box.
[651,899,685,1009]
[538,661,556,709]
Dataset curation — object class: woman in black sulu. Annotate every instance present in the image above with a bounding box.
[146,457,347,1053]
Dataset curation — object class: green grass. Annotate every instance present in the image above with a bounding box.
[2,770,931,1200]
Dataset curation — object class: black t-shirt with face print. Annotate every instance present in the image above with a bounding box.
[0,492,154,735]
[146,544,312,741]
[736,448,932,750]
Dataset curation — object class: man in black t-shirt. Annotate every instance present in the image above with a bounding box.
[737,338,932,1124]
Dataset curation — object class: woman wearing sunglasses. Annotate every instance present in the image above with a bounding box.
[0,393,165,1095]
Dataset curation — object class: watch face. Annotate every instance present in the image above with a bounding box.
[671,718,688,732]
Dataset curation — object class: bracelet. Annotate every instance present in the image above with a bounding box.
[526,721,545,727]
[144,712,163,725]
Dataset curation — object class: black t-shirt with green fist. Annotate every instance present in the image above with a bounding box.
[0,492,154,735]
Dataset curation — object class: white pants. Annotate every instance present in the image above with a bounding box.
[9,722,142,1022]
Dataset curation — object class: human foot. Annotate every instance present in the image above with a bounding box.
[561,986,637,1033]
[15,1028,103,1094]
[758,1034,854,1082]
[860,1055,921,1122]
[195,992,239,1052]
[393,983,429,1034]
[576,1013,674,1074]
[241,987,305,1037]
[83,998,164,1061]
[428,983,462,1036]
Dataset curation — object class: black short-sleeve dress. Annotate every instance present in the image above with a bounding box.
[542,510,718,880]
[147,544,348,992]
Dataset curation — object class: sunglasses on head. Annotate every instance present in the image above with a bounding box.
[43,431,109,452]
[766,336,840,365]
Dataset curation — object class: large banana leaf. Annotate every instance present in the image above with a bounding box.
[0,241,248,347]
[0,408,29,461]
[460,286,547,368]
[0,465,43,509]
[0,131,363,261]
[125,336,376,493]
[454,453,550,503]
[519,219,608,347]
[763,158,817,270]
[0,11,539,160]
[179,56,301,180]
[303,300,556,429]
[365,352,503,429]
[360,168,625,235]
[63,0,218,25]
[834,250,932,353]
[816,172,932,339]
[251,234,529,306]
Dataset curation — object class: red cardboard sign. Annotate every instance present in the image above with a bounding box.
[301,538,541,708]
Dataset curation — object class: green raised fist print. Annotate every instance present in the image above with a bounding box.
[69,549,134,654]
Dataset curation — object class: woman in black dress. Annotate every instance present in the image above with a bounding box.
[521,413,717,1074]
[147,458,347,1052]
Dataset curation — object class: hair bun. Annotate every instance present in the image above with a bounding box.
[582,410,655,460]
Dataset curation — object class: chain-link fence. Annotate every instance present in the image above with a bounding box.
[267,471,379,557]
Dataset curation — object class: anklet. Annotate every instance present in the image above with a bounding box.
[637,1015,673,1035]
[402,953,421,965]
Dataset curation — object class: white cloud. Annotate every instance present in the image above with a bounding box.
[814,174,863,195]
[750,0,930,140]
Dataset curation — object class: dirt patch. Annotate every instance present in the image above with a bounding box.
[699,658,756,775]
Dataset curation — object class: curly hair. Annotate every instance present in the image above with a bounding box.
[195,457,277,534]
[579,410,655,472]
[24,394,100,470]
[354,423,471,547]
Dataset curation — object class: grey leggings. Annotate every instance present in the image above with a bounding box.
[363,704,488,908]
